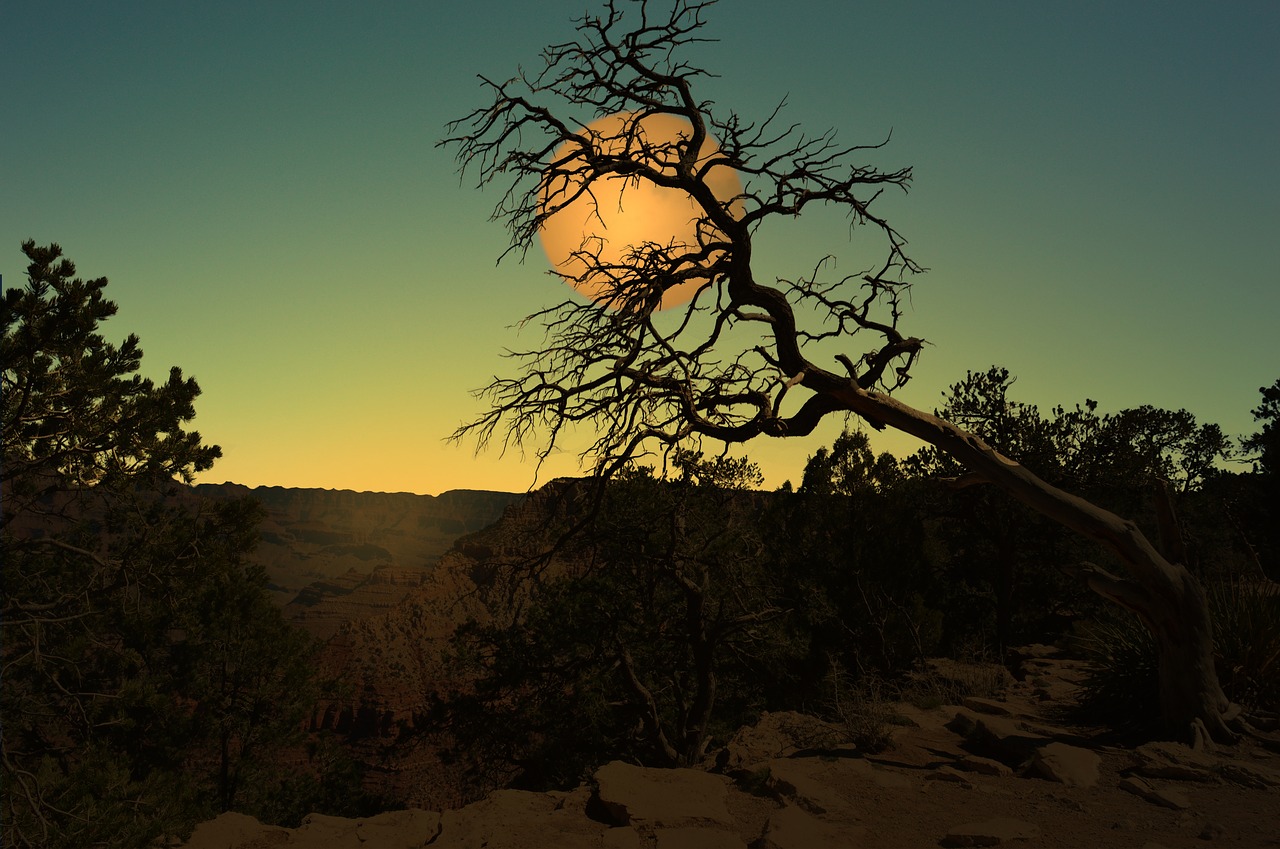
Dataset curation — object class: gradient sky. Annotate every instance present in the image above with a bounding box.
[4,1,1277,495]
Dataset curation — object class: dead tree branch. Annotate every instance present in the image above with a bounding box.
[441,0,1239,744]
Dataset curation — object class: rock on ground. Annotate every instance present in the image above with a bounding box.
[1129,741,1219,782]
[1118,776,1192,811]
[946,710,1048,765]
[956,755,1013,777]
[757,804,865,849]
[432,788,628,849]
[941,817,1040,847]
[767,753,912,818]
[184,809,445,849]
[714,710,846,774]
[594,761,735,828]
[1029,742,1101,788]
[184,812,288,849]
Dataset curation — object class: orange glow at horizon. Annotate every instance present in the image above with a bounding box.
[536,111,742,310]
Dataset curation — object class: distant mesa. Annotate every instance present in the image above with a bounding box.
[196,483,525,640]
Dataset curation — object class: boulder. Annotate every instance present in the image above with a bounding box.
[1028,742,1101,788]
[594,761,735,828]
[183,812,285,849]
[947,710,1047,764]
[715,711,845,773]
[839,755,912,789]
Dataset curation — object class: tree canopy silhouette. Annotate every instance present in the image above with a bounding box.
[1,241,318,847]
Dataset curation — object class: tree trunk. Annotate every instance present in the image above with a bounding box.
[828,382,1236,742]
[1152,569,1229,746]
[682,615,717,766]
[676,554,716,766]
[617,644,680,766]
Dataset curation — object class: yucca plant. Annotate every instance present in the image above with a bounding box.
[1074,615,1160,734]
[1076,577,1280,734]
[1207,578,1280,713]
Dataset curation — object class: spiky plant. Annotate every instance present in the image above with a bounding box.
[1074,615,1160,735]
[1207,578,1280,713]
[1076,577,1280,734]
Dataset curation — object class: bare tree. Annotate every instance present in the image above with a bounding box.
[442,0,1244,744]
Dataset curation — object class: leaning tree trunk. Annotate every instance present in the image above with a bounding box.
[830,382,1237,744]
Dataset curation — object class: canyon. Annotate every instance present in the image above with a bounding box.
[196,483,524,640]
[197,479,579,808]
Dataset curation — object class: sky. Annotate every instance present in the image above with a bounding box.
[3,1,1277,496]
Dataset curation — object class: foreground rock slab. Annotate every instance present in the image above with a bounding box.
[178,668,1280,849]
[296,810,442,848]
[184,809,444,849]
[184,812,288,848]
[1129,741,1219,782]
[433,788,630,849]
[594,761,735,828]
[757,804,864,849]
[941,817,1040,847]
[767,753,912,818]
[1118,776,1192,811]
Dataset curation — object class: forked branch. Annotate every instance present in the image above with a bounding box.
[442,0,921,474]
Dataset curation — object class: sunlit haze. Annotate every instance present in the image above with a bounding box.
[3,1,1277,495]
[537,111,742,310]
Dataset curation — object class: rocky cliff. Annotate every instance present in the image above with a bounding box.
[299,480,593,806]
[196,483,524,638]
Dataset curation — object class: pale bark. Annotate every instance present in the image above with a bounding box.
[443,0,1239,746]
[617,644,680,765]
[827,382,1236,742]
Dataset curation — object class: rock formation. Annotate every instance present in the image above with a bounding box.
[196,483,523,636]
[183,694,1280,848]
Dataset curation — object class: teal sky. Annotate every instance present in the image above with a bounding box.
[4,1,1277,495]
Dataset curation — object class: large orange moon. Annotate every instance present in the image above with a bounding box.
[537,112,742,310]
